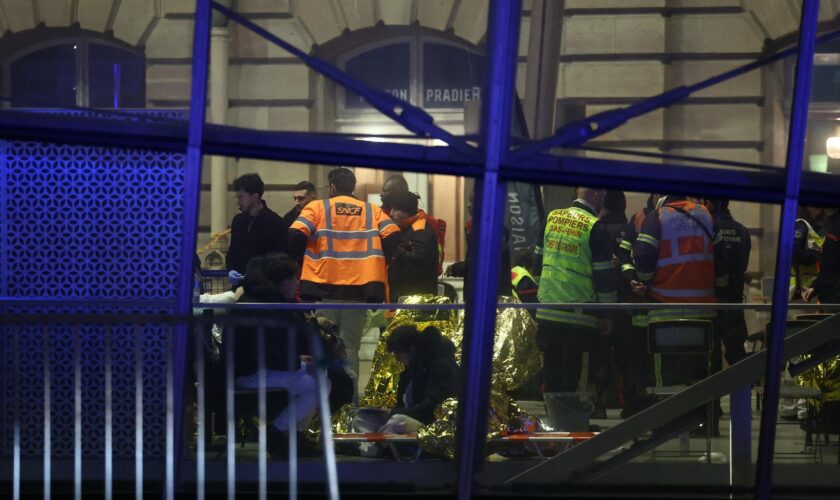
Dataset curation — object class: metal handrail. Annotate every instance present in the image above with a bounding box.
[5,297,840,311]
[1,311,336,499]
[502,311,840,486]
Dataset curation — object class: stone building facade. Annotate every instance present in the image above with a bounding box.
[1,0,837,285]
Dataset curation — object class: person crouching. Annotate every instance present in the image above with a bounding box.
[351,325,458,456]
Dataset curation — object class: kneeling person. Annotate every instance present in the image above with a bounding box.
[352,325,458,454]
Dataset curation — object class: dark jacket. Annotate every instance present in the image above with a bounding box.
[392,331,459,425]
[233,266,309,375]
[227,201,289,274]
[282,205,302,228]
[714,208,751,305]
[600,210,637,300]
[388,213,440,303]
[233,265,355,412]
[449,224,513,300]
[234,265,355,411]
[812,211,840,303]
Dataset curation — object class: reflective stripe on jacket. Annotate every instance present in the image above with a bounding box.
[790,218,824,294]
[536,204,615,328]
[647,201,715,304]
[511,265,538,301]
[291,195,399,288]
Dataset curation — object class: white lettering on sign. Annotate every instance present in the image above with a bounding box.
[386,88,409,100]
[508,191,528,247]
[425,86,482,104]
[358,88,408,103]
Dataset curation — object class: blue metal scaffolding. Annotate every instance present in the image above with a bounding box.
[0,0,833,498]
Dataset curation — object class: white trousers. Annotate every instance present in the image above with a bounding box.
[235,368,328,432]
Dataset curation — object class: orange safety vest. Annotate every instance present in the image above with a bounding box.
[648,201,715,304]
[291,195,399,288]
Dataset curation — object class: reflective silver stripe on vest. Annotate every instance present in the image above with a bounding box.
[365,202,374,251]
[657,252,714,267]
[535,308,599,329]
[324,198,334,253]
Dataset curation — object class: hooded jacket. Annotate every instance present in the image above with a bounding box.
[391,330,459,425]
[388,212,440,303]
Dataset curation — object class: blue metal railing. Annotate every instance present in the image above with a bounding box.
[0,1,832,498]
[0,309,337,499]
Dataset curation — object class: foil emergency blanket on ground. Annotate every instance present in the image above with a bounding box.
[331,294,543,458]
[796,353,840,404]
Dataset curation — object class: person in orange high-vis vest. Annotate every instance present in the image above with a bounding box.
[633,195,726,393]
[289,167,401,393]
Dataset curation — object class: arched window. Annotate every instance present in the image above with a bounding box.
[315,26,485,117]
[3,28,145,109]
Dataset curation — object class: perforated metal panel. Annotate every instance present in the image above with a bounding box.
[0,135,186,460]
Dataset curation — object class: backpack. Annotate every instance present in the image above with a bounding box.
[424,213,447,276]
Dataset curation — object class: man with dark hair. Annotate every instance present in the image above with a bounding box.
[382,174,449,277]
[226,173,289,283]
[387,190,439,303]
[283,181,318,227]
[288,167,401,391]
[232,252,354,458]
[385,325,458,425]
[327,167,357,195]
[351,325,458,456]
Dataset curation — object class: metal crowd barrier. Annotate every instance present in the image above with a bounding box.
[0,307,338,500]
[2,300,838,499]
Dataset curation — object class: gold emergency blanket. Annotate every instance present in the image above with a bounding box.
[795,354,840,404]
[336,294,543,458]
[361,295,459,409]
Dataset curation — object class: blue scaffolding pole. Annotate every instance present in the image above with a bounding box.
[456,1,521,498]
[0,0,830,496]
[171,0,211,498]
[755,1,819,498]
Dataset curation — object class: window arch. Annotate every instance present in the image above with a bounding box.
[314,24,485,117]
[1,27,145,109]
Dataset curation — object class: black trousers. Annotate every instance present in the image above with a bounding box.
[537,319,600,393]
[611,314,650,406]
[715,310,748,368]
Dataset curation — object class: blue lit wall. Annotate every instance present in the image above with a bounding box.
[0,126,186,460]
